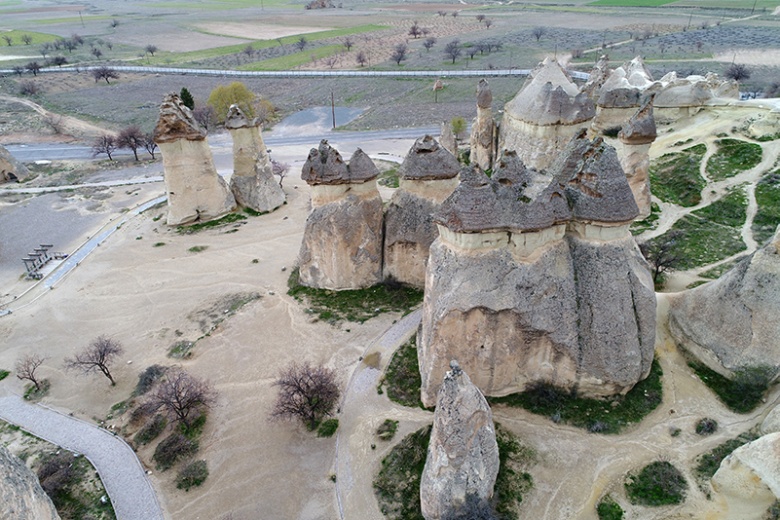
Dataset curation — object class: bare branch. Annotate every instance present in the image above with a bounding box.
[64,335,124,385]
[146,367,215,432]
[15,354,46,391]
[270,362,339,430]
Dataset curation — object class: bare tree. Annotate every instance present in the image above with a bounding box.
[147,368,215,432]
[423,37,436,52]
[192,105,215,130]
[91,47,103,59]
[242,44,254,61]
[323,55,339,69]
[342,37,353,51]
[437,10,447,16]
[117,125,145,161]
[19,80,39,96]
[270,362,339,430]
[21,34,32,45]
[356,50,367,67]
[12,65,24,77]
[15,354,46,391]
[92,66,119,84]
[295,36,307,52]
[62,39,77,53]
[272,159,290,187]
[51,56,68,67]
[451,10,458,17]
[145,44,158,56]
[71,33,84,46]
[40,42,52,59]
[409,22,422,39]
[25,61,41,76]
[143,132,158,159]
[724,63,751,83]
[476,14,485,23]
[110,19,119,28]
[468,47,478,60]
[391,43,408,65]
[443,39,462,64]
[421,27,431,37]
[484,19,493,29]
[64,335,124,385]
[105,41,113,51]
[2,35,12,46]
[532,26,546,41]
[639,230,683,287]
[92,134,118,160]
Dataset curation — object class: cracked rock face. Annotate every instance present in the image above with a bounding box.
[0,446,61,520]
[420,362,499,520]
[0,144,29,183]
[155,94,236,226]
[469,80,496,171]
[669,226,780,377]
[617,97,657,218]
[226,104,285,213]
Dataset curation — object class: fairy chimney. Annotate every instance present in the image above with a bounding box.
[469,79,497,170]
[617,96,657,218]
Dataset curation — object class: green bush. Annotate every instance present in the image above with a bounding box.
[0,369,9,381]
[317,418,339,437]
[383,337,425,409]
[176,460,208,491]
[695,418,718,436]
[153,433,198,471]
[376,419,399,441]
[597,495,624,520]
[134,414,167,445]
[625,461,687,506]
[688,362,775,413]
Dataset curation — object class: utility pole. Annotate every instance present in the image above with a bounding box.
[331,91,336,129]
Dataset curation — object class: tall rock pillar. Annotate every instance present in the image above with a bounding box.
[469,79,496,171]
[617,96,657,219]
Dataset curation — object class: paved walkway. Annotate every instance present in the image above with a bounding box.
[0,394,164,520]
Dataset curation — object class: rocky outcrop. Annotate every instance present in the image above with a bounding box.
[747,109,780,140]
[0,446,61,520]
[652,72,738,121]
[225,104,285,213]
[582,55,611,101]
[711,432,780,520]
[469,79,497,170]
[0,143,29,183]
[616,96,657,218]
[761,405,780,435]
[154,93,236,226]
[298,140,383,289]
[384,136,460,287]
[439,121,458,157]
[419,132,655,406]
[592,57,653,134]
[499,58,596,171]
[420,361,499,520]
[669,226,780,378]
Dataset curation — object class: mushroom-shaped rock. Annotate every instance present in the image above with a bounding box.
[0,446,61,520]
[399,135,460,181]
[301,140,350,185]
[476,78,493,109]
[582,55,611,101]
[470,79,497,170]
[617,96,657,218]
[420,361,500,520]
[155,93,236,226]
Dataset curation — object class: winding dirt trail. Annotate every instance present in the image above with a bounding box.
[0,94,114,141]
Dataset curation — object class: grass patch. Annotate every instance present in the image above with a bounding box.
[287,268,423,324]
[687,361,775,413]
[373,425,431,520]
[706,139,763,181]
[590,0,674,5]
[494,423,535,518]
[36,451,117,520]
[699,255,747,280]
[382,337,425,409]
[0,29,59,47]
[376,419,399,441]
[753,171,780,245]
[317,418,339,438]
[631,202,661,235]
[24,379,50,401]
[241,44,343,71]
[597,495,624,520]
[176,460,209,491]
[693,430,759,485]
[649,144,706,207]
[649,214,745,270]
[625,461,687,506]
[0,369,9,381]
[176,213,246,234]
[133,365,167,397]
[488,359,662,434]
[691,186,747,227]
[168,340,195,359]
[378,166,400,188]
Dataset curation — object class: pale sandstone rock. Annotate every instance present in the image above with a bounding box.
[439,122,458,157]
[748,109,780,140]
[0,446,61,520]
[0,143,29,183]
[617,96,657,218]
[154,94,236,226]
[225,104,285,213]
[298,141,383,289]
[469,79,497,170]
[384,136,459,287]
[499,58,595,171]
[420,361,499,520]
[711,432,780,520]
[669,226,780,377]
[592,57,652,133]
[761,405,780,435]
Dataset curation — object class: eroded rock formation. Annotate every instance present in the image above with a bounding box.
[498,58,595,171]
[0,143,29,184]
[669,226,780,378]
[469,79,496,171]
[225,104,285,213]
[439,121,458,157]
[384,135,460,287]
[154,93,236,226]
[616,96,657,218]
[420,361,499,520]
[0,446,61,520]
[419,132,655,406]
[592,56,653,134]
[298,140,383,289]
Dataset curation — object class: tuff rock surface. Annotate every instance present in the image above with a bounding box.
[469,79,497,170]
[298,141,383,289]
[154,94,236,226]
[225,104,285,213]
[420,361,499,520]
[0,446,61,520]
[616,96,657,218]
[669,226,780,377]
[592,56,652,133]
[0,143,29,183]
[419,133,655,406]
[439,121,458,157]
[384,136,460,287]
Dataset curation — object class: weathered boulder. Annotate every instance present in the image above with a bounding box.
[711,432,780,520]
[225,104,285,213]
[469,79,497,170]
[384,136,460,287]
[499,58,595,171]
[154,93,236,226]
[0,144,29,183]
[761,404,780,435]
[420,361,499,520]
[440,121,458,157]
[616,96,657,218]
[747,109,780,140]
[669,226,780,377]
[0,446,61,520]
[298,141,383,289]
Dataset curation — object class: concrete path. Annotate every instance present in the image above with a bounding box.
[0,394,164,520]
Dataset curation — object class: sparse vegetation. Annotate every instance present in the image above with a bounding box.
[494,423,535,518]
[134,414,167,445]
[133,364,167,396]
[649,144,706,207]
[753,171,780,244]
[695,417,718,436]
[0,369,9,381]
[317,418,339,437]
[382,337,425,409]
[153,432,199,471]
[376,419,399,441]
[188,245,208,253]
[373,425,431,520]
[694,430,759,484]
[688,361,775,413]
[176,213,246,234]
[597,495,624,520]
[706,139,762,181]
[176,460,209,491]
[37,450,116,520]
[625,461,687,506]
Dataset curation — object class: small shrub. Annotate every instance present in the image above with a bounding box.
[695,418,718,436]
[24,379,50,401]
[0,369,9,381]
[176,460,208,491]
[19,80,39,96]
[153,242,166,247]
[134,414,167,445]
[188,245,208,253]
[625,461,687,506]
[384,337,425,409]
[134,364,167,396]
[153,433,198,471]
[765,500,780,520]
[37,452,77,501]
[317,418,339,437]
[377,419,399,441]
[597,495,624,520]
[168,340,195,359]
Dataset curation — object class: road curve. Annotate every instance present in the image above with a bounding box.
[0,394,165,520]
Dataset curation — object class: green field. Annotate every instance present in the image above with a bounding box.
[590,0,675,6]
[151,0,295,10]
[242,44,343,70]
[0,29,59,46]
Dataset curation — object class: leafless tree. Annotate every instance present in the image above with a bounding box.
[242,44,254,61]
[451,10,458,17]
[437,10,447,16]
[391,43,408,65]
[639,230,683,286]
[21,34,32,45]
[19,80,39,96]
[143,132,158,159]
[117,125,145,161]
[476,14,485,23]
[724,63,751,83]
[105,41,113,51]
[71,33,84,46]
[421,27,431,37]
[342,37,353,51]
[145,44,158,56]
[423,36,436,52]
[62,39,77,53]
[468,47,478,60]
[192,105,215,130]
[409,22,422,39]
[40,42,52,59]
[356,50,367,67]
[12,65,24,77]
[270,362,339,430]
[2,35,12,46]
[91,47,103,59]
[43,113,64,134]
[92,66,119,84]
[484,19,493,29]
[92,134,118,160]
[272,159,290,187]
[25,61,41,76]
[15,354,46,391]
[323,55,339,69]
[51,56,68,67]
[443,40,462,64]
[110,19,119,28]
[147,368,216,432]
[295,36,308,52]
[532,26,546,41]
[64,335,124,385]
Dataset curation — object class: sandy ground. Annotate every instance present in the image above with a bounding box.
[195,22,335,41]
[712,49,780,67]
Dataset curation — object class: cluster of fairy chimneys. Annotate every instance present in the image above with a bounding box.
[153,93,285,226]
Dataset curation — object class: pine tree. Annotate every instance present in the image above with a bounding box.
[180,87,195,110]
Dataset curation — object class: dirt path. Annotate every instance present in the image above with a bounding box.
[0,95,113,141]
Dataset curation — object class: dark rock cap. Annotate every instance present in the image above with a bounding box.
[619,95,657,144]
[154,93,206,144]
[476,79,493,109]
[398,135,460,181]
[582,55,611,100]
[225,104,258,130]
[301,140,378,185]
[491,150,532,190]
